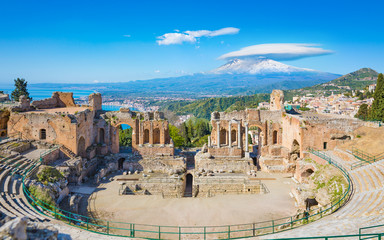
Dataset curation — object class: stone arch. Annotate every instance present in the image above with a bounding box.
[144,129,150,144]
[220,129,227,145]
[39,129,47,140]
[273,130,278,144]
[78,136,86,158]
[301,168,314,178]
[153,128,160,144]
[99,128,105,144]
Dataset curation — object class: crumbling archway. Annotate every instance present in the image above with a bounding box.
[292,139,301,158]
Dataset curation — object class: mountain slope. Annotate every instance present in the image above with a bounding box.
[31,59,340,98]
[211,58,316,75]
[284,68,379,99]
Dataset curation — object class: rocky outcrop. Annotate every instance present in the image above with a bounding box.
[0,217,28,240]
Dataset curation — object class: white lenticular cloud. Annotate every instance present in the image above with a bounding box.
[218,43,333,61]
[157,27,239,45]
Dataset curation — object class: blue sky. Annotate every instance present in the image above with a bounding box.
[0,0,384,84]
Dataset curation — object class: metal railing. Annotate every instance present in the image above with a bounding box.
[272,233,383,240]
[360,224,384,240]
[17,148,354,239]
[351,147,384,170]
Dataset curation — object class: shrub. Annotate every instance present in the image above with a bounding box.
[37,166,64,184]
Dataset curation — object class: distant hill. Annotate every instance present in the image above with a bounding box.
[158,94,270,120]
[284,68,379,100]
[158,68,380,119]
[31,59,340,98]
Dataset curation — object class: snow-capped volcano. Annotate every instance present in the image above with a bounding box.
[212,58,316,75]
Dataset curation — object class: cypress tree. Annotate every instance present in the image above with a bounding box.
[370,73,384,121]
[11,78,31,101]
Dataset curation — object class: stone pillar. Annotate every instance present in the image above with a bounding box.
[245,123,249,152]
[238,122,241,148]
[228,122,232,147]
[208,136,211,147]
[139,121,144,146]
[217,122,220,148]
[149,122,153,145]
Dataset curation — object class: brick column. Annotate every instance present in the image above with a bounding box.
[245,123,249,152]
[237,122,241,148]
[217,122,220,148]
[228,122,232,147]
[149,122,153,145]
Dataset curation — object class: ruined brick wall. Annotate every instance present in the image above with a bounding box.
[31,92,75,109]
[89,93,102,111]
[301,117,363,151]
[270,89,284,111]
[7,112,78,152]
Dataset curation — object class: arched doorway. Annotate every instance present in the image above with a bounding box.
[220,129,227,145]
[153,128,160,144]
[144,129,150,144]
[78,136,86,158]
[231,130,236,145]
[99,128,105,144]
[118,158,125,170]
[273,130,278,144]
[184,173,193,197]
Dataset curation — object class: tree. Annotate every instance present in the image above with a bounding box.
[11,78,31,101]
[169,124,185,147]
[355,104,369,120]
[119,127,132,147]
[370,73,384,121]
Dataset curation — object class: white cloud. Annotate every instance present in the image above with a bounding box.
[154,69,160,73]
[123,34,131,37]
[157,27,239,45]
[218,43,333,61]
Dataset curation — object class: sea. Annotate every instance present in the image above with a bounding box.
[1,86,95,100]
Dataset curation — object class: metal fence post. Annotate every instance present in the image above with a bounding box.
[158,226,161,239]
[107,221,109,234]
[272,220,274,233]
[290,217,293,229]
[228,225,230,239]
[87,218,89,230]
[178,227,181,240]
[320,207,322,218]
[204,226,206,240]
[253,223,255,236]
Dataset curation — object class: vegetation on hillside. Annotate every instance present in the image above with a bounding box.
[284,68,378,100]
[159,94,269,120]
[169,117,211,147]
